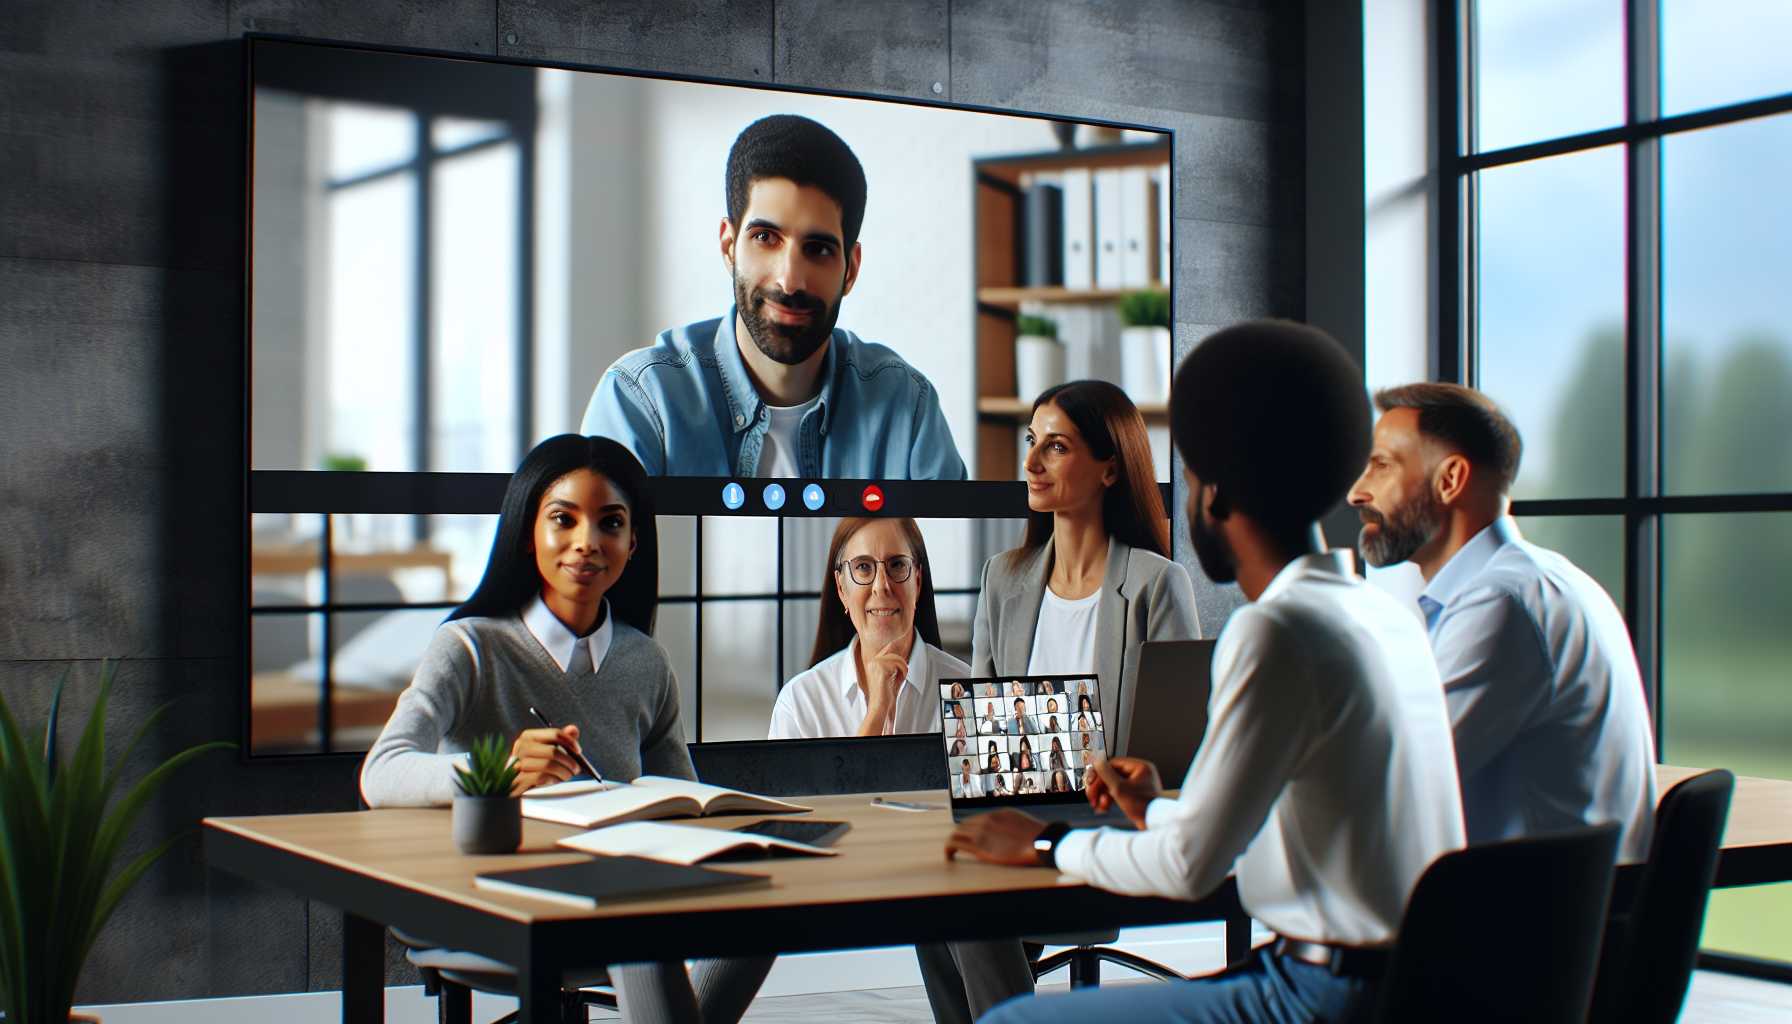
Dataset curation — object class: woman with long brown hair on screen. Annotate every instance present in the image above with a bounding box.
[920,380,1201,1022]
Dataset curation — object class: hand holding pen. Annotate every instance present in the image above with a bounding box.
[506,707,605,793]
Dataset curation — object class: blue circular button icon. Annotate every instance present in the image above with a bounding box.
[762,483,786,510]
[721,482,745,510]
[802,483,826,511]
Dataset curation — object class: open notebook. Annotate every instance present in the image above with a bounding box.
[522,776,810,829]
[557,821,840,865]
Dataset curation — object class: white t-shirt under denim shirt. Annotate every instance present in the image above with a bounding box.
[1025,586,1101,677]
[768,633,972,739]
[757,397,817,478]
[1054,551,1465,946]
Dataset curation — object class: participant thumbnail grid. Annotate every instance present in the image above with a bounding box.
[940,677,1104,799]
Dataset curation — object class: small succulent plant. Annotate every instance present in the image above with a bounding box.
[1118,290,1171,329]
[452,734,519,798]
[1016,313,1060,340]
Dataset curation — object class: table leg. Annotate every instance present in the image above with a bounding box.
[342,912,384,1024]
[516,946,563,1024]
[1225,905,1251,965]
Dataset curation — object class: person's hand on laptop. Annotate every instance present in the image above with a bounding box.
[1085,756,1161,829]
[944,809,1049,866]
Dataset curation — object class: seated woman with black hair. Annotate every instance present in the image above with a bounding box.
[768,517,971,738]
[360,435,772,1024]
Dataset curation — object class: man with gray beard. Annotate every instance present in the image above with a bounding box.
[1347,382,1656,862]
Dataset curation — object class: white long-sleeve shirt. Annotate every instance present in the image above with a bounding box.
[767,634,971,739]
[1421,517,1656,862]
[1054,551,1465,946]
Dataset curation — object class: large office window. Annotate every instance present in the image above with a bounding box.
[1442,1,1792,966]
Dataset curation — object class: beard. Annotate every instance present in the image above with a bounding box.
[733,266,842,366]
[1358,488,1443,567]
[1187,489,1237,584]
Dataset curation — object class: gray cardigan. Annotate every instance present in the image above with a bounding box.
[970,536,1200,755]
[359,613,693,808]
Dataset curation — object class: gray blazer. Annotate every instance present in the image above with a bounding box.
[971,536,1200,755]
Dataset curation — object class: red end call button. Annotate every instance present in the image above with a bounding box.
[861,484,884,512]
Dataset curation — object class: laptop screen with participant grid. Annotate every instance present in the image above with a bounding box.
[937,674,1105,810]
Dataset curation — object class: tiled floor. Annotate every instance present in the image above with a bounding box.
[569,970,1792,1023]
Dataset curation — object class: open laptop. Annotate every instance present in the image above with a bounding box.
[1121,639,1216,788]
[937,673,1131,826]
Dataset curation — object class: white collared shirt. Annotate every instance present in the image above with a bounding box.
[1054,551,1465,946]
[767,633,972,739]
[1420,517,1657,862]
[521,595,613,675]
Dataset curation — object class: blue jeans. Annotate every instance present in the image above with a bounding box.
[979,948,1375,1024]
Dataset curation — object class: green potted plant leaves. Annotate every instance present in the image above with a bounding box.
[1117,289,1171,403]
[1014,313,1065,404]
[451,735,522,855]
[0,661,232,1024]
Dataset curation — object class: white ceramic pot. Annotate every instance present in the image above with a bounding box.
[1015,335,1066,404]
[1120,325,1172,404]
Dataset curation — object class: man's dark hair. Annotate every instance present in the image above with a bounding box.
[1373,382,1523,495]
[1171,320,1371,546]
[726,115,868,250]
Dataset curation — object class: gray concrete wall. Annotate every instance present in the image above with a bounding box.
[0,0,1304,1002]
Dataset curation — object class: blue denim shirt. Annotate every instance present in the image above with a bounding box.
[580,309,967,479]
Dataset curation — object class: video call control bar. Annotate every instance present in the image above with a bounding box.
[253,470,1171,519]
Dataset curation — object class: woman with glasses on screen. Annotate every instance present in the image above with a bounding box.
[359,434,772,1024]
[919,380,1201,1024]
[768,517,972,738]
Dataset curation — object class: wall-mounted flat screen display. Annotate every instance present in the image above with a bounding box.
[246,39,1175,756]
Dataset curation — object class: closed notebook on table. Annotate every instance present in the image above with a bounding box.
[522,776,811,829]
[557,821,841,866]
[473,855,769,910]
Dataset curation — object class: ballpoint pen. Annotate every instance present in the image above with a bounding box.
[527,706,605,787]
[870,796,943,811]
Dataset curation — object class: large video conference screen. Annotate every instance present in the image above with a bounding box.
[246,39,1175,755]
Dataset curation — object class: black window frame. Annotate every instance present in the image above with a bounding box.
[1436,0,1792,977]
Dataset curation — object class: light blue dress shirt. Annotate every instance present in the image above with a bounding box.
[579,309,967,479]
[1421,516,1658,862]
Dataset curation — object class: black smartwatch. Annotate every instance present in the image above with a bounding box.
[1033,822,1074,868]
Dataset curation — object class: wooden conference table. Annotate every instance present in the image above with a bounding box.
[204,766,1792,1024]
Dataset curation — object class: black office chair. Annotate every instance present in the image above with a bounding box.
[1373,822,1621,1023]
[392,927,617,1024]
[1587,769,1735,1024]
[1028,930,1185,988]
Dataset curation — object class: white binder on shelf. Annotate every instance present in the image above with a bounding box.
[1155,164,1172,286]
[1093,167,1123,289]
[1119,167,1155,287]
[1060,168,1093,290]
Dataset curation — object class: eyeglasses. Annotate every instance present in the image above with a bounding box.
[837,555,916,585]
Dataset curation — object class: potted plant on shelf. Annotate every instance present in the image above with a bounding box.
[1117,289,1172,403]
[452,734,522,855]
[0,661,232,1024]
[1014,313,1066,405]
